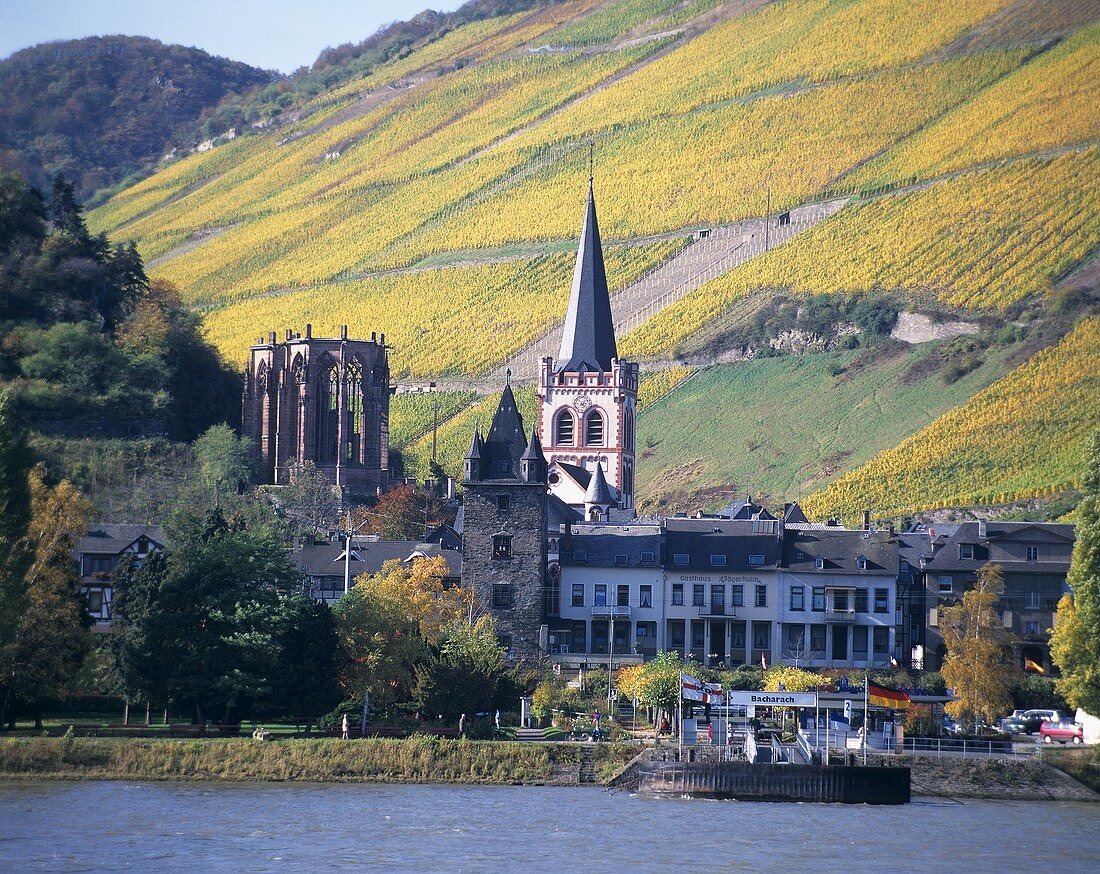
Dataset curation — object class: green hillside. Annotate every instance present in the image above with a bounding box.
[76,0,1100,515]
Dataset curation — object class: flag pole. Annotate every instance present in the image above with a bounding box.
[863,670,869,765]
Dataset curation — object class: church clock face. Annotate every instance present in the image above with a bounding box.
[574,394,592,412]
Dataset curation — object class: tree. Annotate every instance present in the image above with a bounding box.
[616,664,645,702]
[353,483,450,541]
[763,665,822,693]
[1050,431,1100,713]
[0,390,33,681]
[194,423,253,501]
[638,651,684,727]
[19,321,129,394]
[1,467,92,727]
[941,563,1012,730]
[136,515,301,723]
[270,595,342,720]
[413,615,507,722]
[108,550,168,713]
[282,460,339,538]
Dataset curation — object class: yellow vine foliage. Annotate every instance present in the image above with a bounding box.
[802,317,1100,520]
[637,366,693,410]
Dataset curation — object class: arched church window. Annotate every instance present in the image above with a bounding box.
[315,359,339,464]
[585,410,604,447]
[555,411,575,446]
[346,359,363,463]
[624,409,634,451]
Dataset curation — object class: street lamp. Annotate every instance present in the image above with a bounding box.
[342,509,379,594]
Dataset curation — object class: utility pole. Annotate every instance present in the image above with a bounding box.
[764,186,771,252]
[430,380,438,465]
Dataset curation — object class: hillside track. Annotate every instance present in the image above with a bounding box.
[487,197,848,382]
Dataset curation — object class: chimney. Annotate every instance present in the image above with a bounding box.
[862,509,871,531]
[285,329,293,341]
[340,324,348,340]
[268,331,276,344]
[305,323,312,339]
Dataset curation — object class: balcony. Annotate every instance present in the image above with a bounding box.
[825,610,857,623]
[698,604,734,617]
[591,605,631,619]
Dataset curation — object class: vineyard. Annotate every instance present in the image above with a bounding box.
[389,390,478,450]
[76,0,1100,514]
[802,317,1100,520]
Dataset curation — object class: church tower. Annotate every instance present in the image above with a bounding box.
[538,181,638,515]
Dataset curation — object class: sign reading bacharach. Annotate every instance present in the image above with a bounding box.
[726,691,818,707]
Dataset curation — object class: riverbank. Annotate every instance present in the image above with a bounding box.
[0,736,635,785]
[903,754,1099,801]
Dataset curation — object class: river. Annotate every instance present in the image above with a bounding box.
[1,781,1096,871]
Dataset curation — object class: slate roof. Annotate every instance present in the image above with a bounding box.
[561,523,662,568]
[663,518,781,571]
[921,521,1073,574]
[716,498,777,521]
[474,384,529,480]
[549,494,581,529]
[557,461,591,490]
[584,463,614,504]
[556,182,617,373]
[76,524,165,556]
[782,528,897,575]
[293,539,462,579]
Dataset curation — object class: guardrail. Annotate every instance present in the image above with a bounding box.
[796,729,816,764]
[903,737,1030,758]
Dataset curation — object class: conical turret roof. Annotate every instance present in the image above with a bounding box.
[557,182,617,373]
[482,384,527,479]
[584,462,614,505]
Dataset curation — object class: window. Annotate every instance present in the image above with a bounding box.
[498,634,513,653]
[815,556,825,570]
[671,584,684,606]
[732,585,744,607]
[709,554,726,567]
[673,553,690,565]
[571,584,584,607]
[853,626,868,655]
[693,584,705,607]
[900,559,910,572]
[617,585,629,607]
[670,621,686,648]
[545,563,561,618]
[492,585,513,608]
[594,584,607,607]
[959,543,975,560]
[86,589,104,614]
[555,411,575,446]
[810,625,826,653]
[755,585,767,608]
[833,590,850,612]
[856,556,868,571]
[584,411,604,446]
[640,585,653,609]
[797,550,808,560]
[730,624,746,649]
[872,627,888,654]
[752,622,770,651]
[748,553,766,567]
[874,588,889,613]
[1026,546,1038,562]
[790,586,804,611]
[1025,621,1040,636]
[692,622,705,649]
[640,551,655,564]
[571,621,587,653]
[496,495,510,511]
[614,554,628,566]
[345,359,363,461]
[1026,591,1040,609]
[812,588,825,611]
[937,575,953,593]
[492,535,512,559]
[711,585,725,610]
[854,589,869,612]
[624,410,635,451]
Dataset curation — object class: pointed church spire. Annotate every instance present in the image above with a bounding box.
[557,180,617,373]
[482,384,528,479]
[584,461,614,505]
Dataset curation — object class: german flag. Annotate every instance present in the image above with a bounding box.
[867,682,910,710]
[1024,658,1046,675]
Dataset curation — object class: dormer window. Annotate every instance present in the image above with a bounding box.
[673,553,689,565]
[815,556,825,570]
[709,554,726,566]
[856,555,868,570]
[748,554,765,567]
[959,544,975,560]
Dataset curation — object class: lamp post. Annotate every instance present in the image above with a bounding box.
[607,614,615,703]
[342,509,380,594]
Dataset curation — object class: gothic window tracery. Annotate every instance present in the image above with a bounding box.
[346,359,363,463]
[315,358,339,464]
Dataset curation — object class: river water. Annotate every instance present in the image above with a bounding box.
[1,781,1097,871]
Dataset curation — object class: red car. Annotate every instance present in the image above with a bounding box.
[1040,720,1084,745]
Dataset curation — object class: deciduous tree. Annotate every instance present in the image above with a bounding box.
[1050,431,1100,713]
[940,563,1012,730]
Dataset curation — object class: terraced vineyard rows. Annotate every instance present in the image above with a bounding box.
[802,317,1100,519]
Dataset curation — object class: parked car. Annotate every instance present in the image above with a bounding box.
[1017,709,1060,734]
[1002,715,1029,735]
[1040,720,1084,745]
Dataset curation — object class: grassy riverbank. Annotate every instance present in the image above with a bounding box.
[0,736,636,785]
[903,754,1099,801]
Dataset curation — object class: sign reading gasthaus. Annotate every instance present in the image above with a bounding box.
[726,691,818,707]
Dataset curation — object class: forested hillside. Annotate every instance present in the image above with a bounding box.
[0,36,272,201]
[81,0,1100,519]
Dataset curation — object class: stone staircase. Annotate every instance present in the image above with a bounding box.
[489,198,849,381]
[514,727,547,742]
[578,747,597,784]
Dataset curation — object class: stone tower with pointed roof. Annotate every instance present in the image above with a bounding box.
[461,384,549,661]
[538,182,638,516]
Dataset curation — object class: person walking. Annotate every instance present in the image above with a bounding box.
[494,710,501,731]
[458,713,466,737]
[341,713,349,740]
